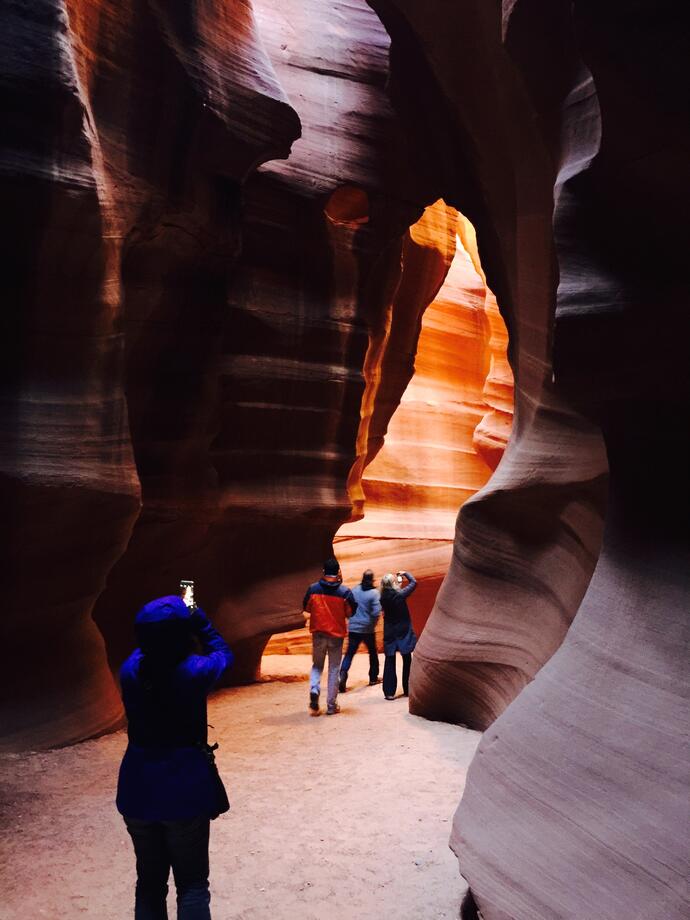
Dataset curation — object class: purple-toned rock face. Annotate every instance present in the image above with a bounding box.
[370,1,689,917]
[372,0,608,729]
[1,0,301,748]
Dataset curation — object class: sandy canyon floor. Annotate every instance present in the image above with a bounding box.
[0,655,480,920]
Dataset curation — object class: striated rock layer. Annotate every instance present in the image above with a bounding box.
[335,206,513,639]
[266,202,513,655]
[372,0,608,730]
[453,4,690,918]
[2,0,445,749]
[371,1,689,918]
[1,0,299,749]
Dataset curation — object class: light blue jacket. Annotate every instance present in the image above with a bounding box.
[348,585,382,634]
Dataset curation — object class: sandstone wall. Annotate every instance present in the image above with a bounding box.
[266,202,513,655]
[371,0,608,729]
[1,0,440,750]
[2,0,300,749]
[369,1,689,917]
[334,207,513,640]
[5,11,688,919]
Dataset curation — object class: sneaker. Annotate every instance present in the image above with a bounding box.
[338,672,347,693]
[309,691,320,714]
[326,703,341,715]
[384,694,395,700]
[369,678,381,686]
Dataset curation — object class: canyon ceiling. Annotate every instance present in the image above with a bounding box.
[2,1,688,919]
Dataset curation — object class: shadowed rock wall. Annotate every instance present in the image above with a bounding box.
[454,4,690,918]
[2,0,442,750]
[371,0,608,729]
[369,1,689,917]
[2,0,299,750]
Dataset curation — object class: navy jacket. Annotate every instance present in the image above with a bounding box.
[381,572,418,656]
[116,604,233,821]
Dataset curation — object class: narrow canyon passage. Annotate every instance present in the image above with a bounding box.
[0,656,479,920]
[3,2,688,918]
[265,205,512,656]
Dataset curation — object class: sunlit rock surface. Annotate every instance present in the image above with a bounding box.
[265,203,513,654]
[336,207,513,637]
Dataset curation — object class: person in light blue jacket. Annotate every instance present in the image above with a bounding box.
[338,570,382,691]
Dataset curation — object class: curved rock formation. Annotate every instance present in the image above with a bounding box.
[336,206,513,637]
[453,4,690,918]
[6,17,687,920]
[3,0,442,749]
[371,0,608,730]
[368,1,689,918]
[1,0,300,749]
[266,202,514,655]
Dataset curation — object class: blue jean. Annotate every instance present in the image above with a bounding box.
[124,815,211,919]
[310,632,344,708]
[340,632,379,683]
[383,652,412,698]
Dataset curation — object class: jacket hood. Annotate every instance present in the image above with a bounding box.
[135,595,190,625]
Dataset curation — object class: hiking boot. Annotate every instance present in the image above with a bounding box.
[326,703,341,715]
[338,672,347,693]
[309,691,320,714]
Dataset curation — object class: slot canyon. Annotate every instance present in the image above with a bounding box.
[1,1,688,919]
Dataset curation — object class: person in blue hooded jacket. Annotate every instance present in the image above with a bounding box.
[338,569,382,692]
[116,595,233,920]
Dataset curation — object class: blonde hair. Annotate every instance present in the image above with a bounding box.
[381,573,398,591]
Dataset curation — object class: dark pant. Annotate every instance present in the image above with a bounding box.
[124,816,211,920]
[383,652,412,697]
[340,632,379,683]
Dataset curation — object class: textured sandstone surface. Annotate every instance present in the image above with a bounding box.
[2,0,438,749]
[266,203,513,654]
[369,1,689,918]
[2,0,299,749]
[5,5,688,919]
[371,0,608,730]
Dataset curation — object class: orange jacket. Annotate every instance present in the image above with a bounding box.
[303,576,356,638]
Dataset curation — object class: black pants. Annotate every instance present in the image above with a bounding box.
[124,816,211,919]
[383,652,412,697]
[340,632,379,683]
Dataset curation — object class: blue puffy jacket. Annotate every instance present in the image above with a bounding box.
[116,597,233,821]
[348,585,382,634]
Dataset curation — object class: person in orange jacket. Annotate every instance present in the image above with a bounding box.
[302,557,356,715]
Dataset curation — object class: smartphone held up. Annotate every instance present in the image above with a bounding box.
[180,579,195,609]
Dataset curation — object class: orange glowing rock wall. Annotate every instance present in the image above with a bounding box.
[266,203,514,654]
[337,206,513,635]
[347,211,512,539]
